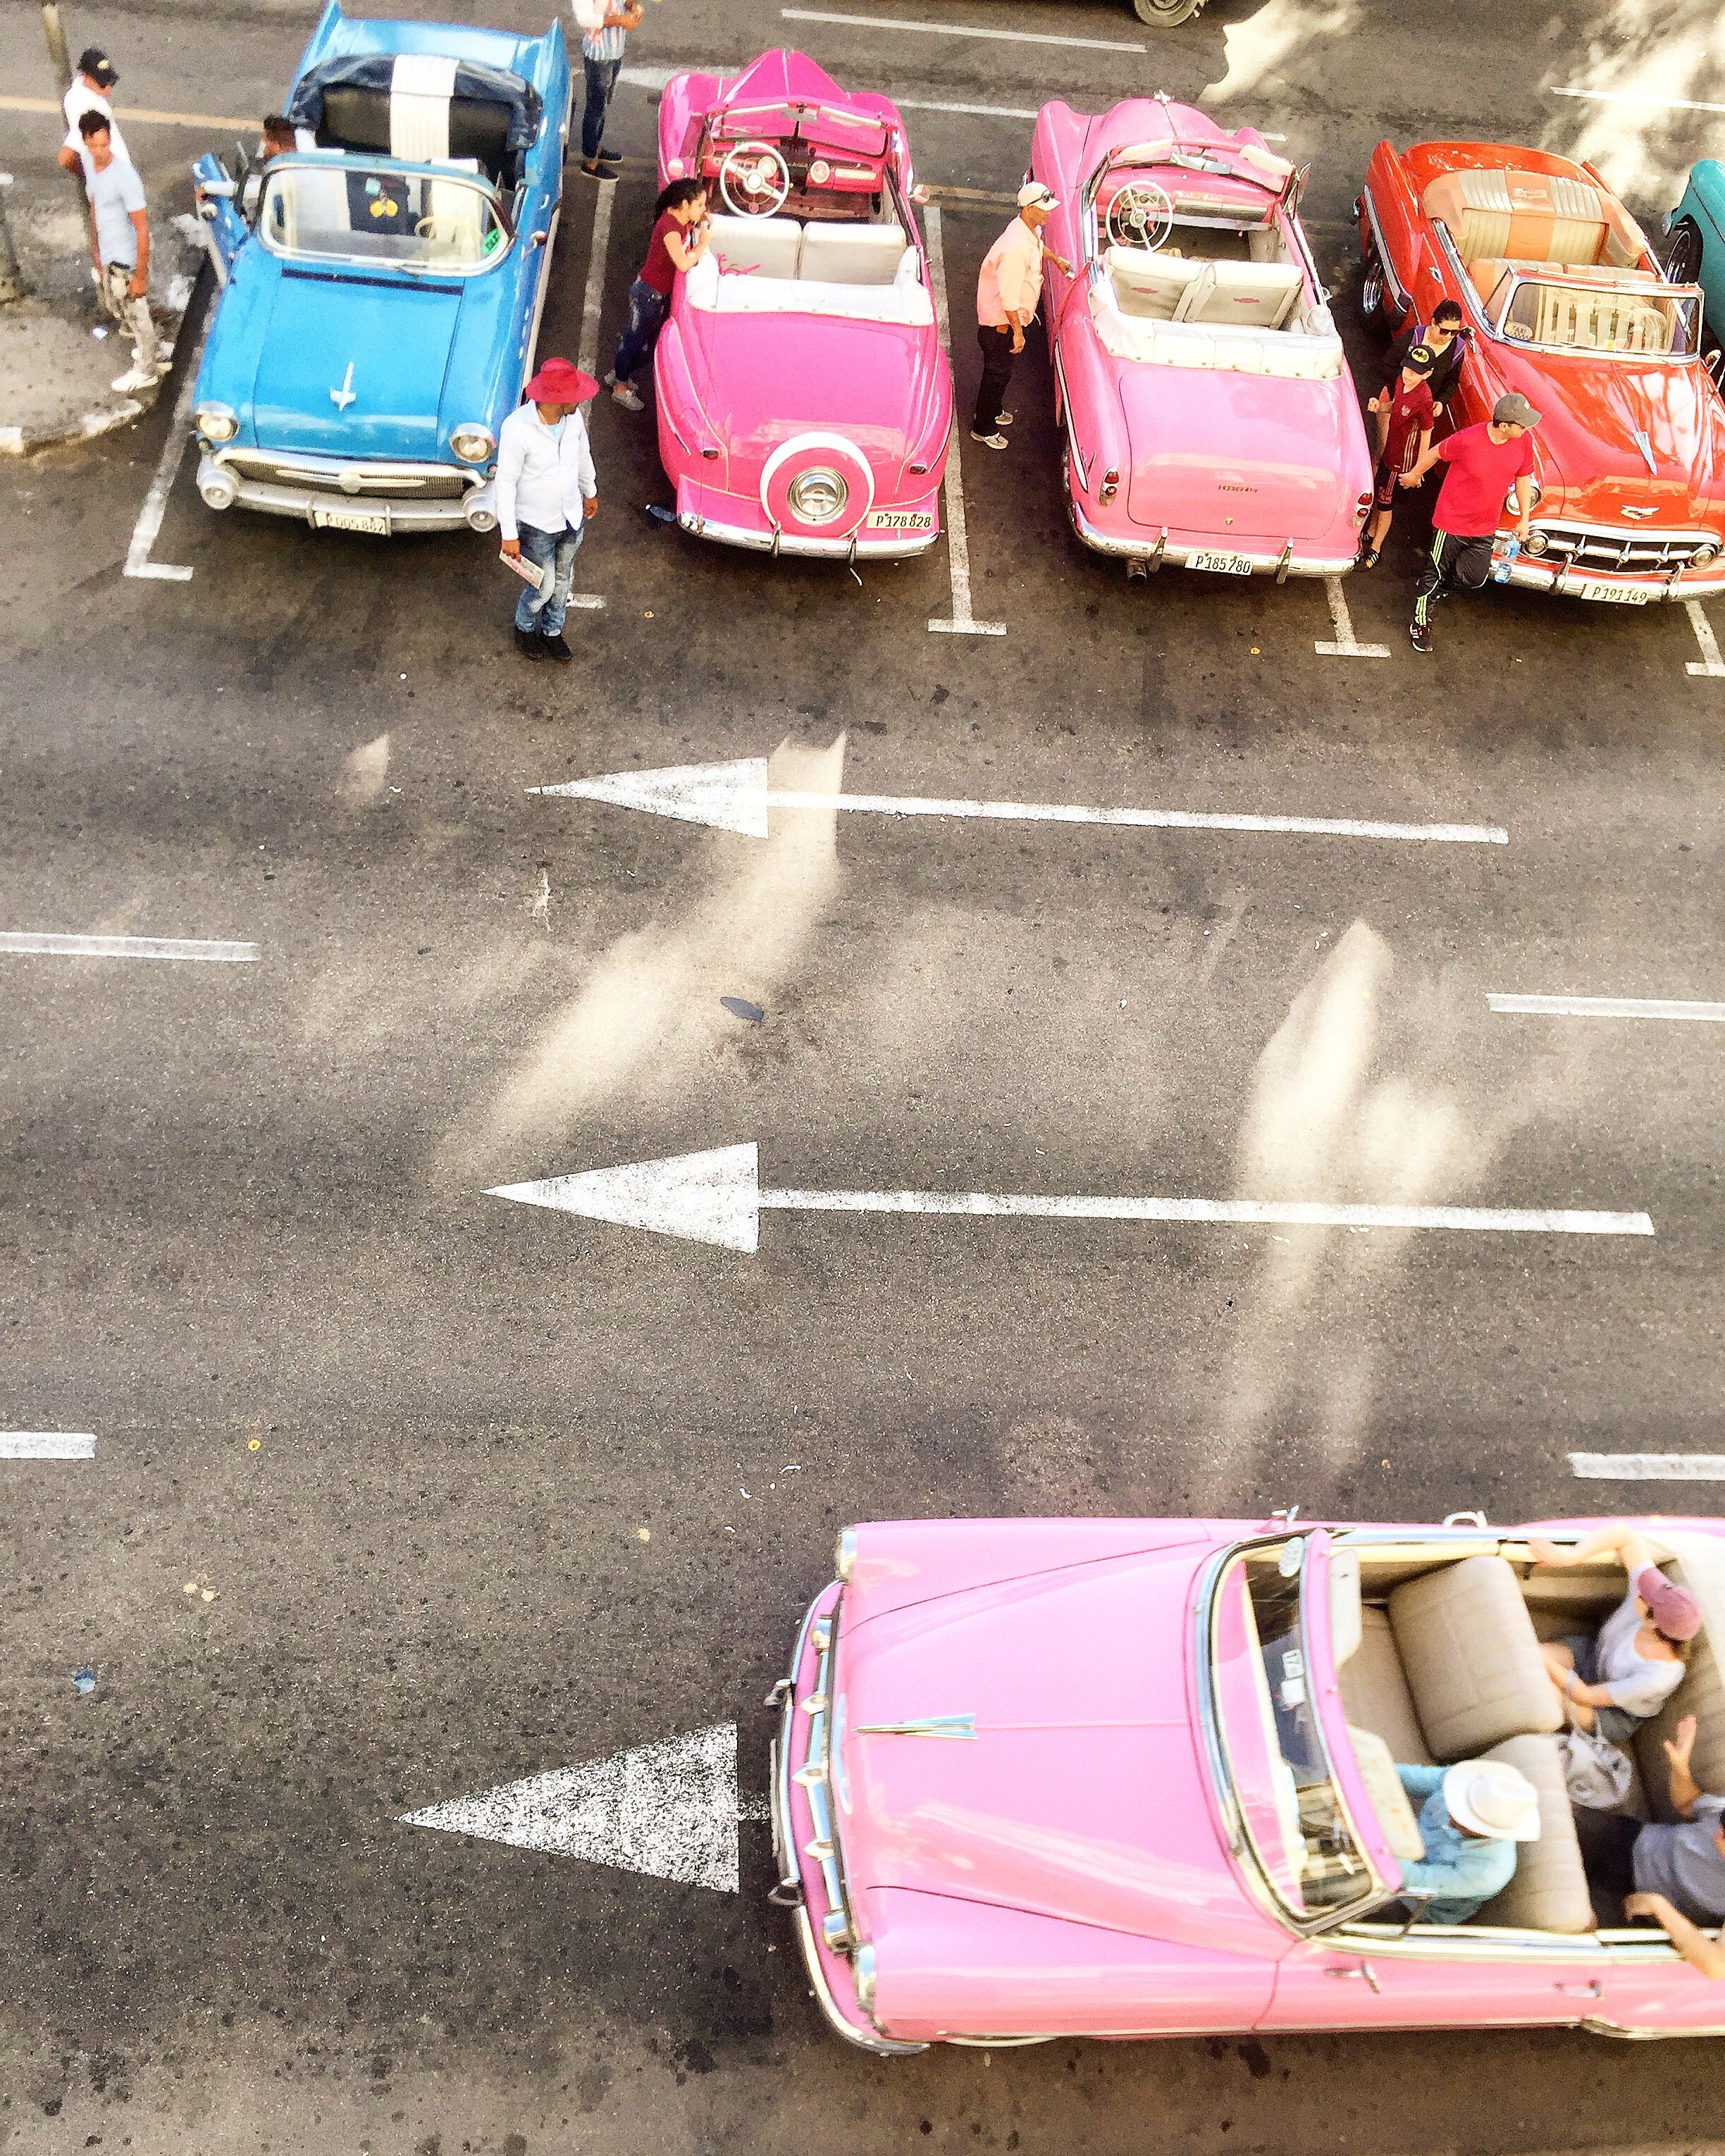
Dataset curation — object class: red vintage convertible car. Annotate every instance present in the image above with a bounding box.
[1359,140,1725,605]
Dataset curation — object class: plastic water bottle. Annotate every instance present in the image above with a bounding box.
[1493,536,1521,583]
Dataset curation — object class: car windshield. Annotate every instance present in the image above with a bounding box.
[1495,273,1700,358]
[1208,1541,1378,1923]
[259,163,507,273]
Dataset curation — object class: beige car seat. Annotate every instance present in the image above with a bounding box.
[1475,1734,1594,1935]
[707,212,801,278]
[1182,259,1303,330]
[1107,245,1206,320]
[1389,1554,1563,1761]
[797,219,908,287]
[1422,168,1608,267]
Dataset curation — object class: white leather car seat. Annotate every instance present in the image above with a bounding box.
[1182,259,1304,329]
[1106,245,1206,320]
[1475,1734,1594,1935]
[796,219,908,286]
[1388,1554,1562,1762]
[707,212,801,278]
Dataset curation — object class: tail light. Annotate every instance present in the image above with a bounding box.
[1099,466,1120,506]
[1354,491,1373,526]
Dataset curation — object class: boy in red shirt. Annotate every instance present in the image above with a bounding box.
[1357,343,1436,569]
[1400,392,1539,653]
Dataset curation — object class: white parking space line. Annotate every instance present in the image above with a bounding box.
[0,932,259,961]
[1685,600,1725,677]
[0,1432,97,1459]
[124,292,213,583]
[781,8,1145,53]
[922,207,1006,638]
[491,1141,1652,1251]
[1551,85,1725,116]
[576,180,614,379]
[1488,993,1725,1022]
[1571,1452,1725,1480]
[1314,574,1390,659]
[899,95,1039,120]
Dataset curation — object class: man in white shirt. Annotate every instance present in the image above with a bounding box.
[76,111,162,395]
[58,47,129,173]
[496,357,600,662]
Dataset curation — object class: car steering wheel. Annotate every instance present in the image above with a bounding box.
[1106,180,1175,253]
[719,141,791,218]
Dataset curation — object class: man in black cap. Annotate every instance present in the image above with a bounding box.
[1399,392,1539,653]
[58,48,129,174]
[1358,341,1436,569]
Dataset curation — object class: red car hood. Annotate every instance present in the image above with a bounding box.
[1119,371,1361,538]
[676,306,939,474]
[834,1539,1268,1948]
[1485,347,1725,530]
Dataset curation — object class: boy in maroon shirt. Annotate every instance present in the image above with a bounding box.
[1358,343,1436,569]
[1400,392,1539,653]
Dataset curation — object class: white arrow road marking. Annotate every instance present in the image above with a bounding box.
[0,932,259,961]
[531,757,1507,845]
[490,1142,1652,1254]
[0,1432,97,1458]
[400,1723,761,1892]
[1571,1453,1725,1481]
[1490,993,1725,1022]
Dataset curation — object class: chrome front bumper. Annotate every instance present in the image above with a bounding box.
[196,452,496,535]
[1500,552,1725,602]
[679,508,938,560]
[1069,497,1356,578]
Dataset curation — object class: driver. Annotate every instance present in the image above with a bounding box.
[606,178,710,412]
[971,181,1072,452]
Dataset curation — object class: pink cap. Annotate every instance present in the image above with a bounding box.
[1638,1566,1702,1642]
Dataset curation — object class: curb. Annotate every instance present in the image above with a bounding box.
[0,389,153,456]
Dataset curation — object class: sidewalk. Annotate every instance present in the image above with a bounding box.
[0,122,205,453]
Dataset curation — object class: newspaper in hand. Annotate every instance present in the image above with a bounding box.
[500,547,555,595]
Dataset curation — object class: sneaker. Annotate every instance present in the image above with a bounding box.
[970,430,1009,450]
[645,502,679,526]
[610,380,644,412]
[595,146,622,168]
[540,631,574,663]
[1409,618,1433,654]
[111,366,157,394]
[514,625,546,661]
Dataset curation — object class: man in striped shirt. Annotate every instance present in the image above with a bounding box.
[571,0,644,178]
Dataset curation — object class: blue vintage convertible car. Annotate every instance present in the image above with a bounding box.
[1667,162,1725,368]
[190,2,571,536]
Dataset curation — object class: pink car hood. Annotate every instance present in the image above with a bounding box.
[674,304,939,471]
[834,1535,1278,1954]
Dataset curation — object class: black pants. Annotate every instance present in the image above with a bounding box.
[1571,1804,1641,1929]
[1412,528,1495,625]
[973,325,1017,435]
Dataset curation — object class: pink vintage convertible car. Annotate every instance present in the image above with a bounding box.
[770,1513,1725,2050]
[653,51,951,559]
[1029,97,1373,581]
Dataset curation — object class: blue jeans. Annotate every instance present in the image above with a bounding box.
[513,522,584,635]
[612,279,669,385]
[581,56,622,161]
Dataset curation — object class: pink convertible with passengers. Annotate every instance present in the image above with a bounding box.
[1030,96,1373,581]
[770,1513,1725,2050]
[653,50,951,560]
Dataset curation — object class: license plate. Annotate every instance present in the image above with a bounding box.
[1189,550,1252,576]
[866,509,935,533]
[311,504,390,535]
[1577,580,1650,605]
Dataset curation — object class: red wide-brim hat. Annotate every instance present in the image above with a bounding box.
[523,357,600,404]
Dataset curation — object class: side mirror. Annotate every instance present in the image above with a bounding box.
[1707,347,1724,388]
[233,141,252,186]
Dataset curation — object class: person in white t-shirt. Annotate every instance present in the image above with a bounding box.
[58,47,130,173]
[76,111,163,393]
[1531,1524,1700,1742]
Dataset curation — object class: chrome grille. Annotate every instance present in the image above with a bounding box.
[1531,521,1718,574]
[222,452,471,500]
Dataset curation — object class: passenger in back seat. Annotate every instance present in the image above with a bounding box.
[1574,1715,1725,1973]
[1531,1526,1700,1743]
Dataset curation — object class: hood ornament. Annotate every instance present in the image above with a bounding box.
[855,1714,977,1741]
[1631,427,1657,477]
[330,361,357,412]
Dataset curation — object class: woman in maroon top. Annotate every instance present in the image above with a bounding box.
[605,178,711,411]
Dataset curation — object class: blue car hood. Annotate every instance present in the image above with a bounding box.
[251,268,464,458]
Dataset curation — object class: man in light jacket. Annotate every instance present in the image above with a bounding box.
[495,358,600,662]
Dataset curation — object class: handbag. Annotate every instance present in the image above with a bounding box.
[1558,1720,1633,1810]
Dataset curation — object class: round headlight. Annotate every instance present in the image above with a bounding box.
[195,402,239,445]
[1522,528,1548,557]
[834,1527,857,1581]
[450,423,495,465]
[1691,540,1720,569]
[787,466,849,525]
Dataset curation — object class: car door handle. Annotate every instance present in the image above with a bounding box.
[1324,1961,1382,1994]
[1555,1981,1603,1999]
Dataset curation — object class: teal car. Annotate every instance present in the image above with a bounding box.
[1667,163,1725,368]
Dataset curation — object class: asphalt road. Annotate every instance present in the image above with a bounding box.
[6,1,1725,2151]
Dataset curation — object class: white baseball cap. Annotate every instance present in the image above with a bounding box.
[1018,181,1058,210]
[1443,1761,1542,1842]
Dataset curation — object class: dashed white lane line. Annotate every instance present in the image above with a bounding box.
[1685,600,1725,677]
[490,1142,1653,1253]
[1551,84,1725,116]
[0,1433,97,1458]
[0,932,259,961]
[1489,993,1725,1021]
[922,206,1006,638]
[123,288,213,583]
[1315,574,1390,659]
[1571,1452,1725,1481]
[781,7,1146,53]
[898,95,1038,120]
